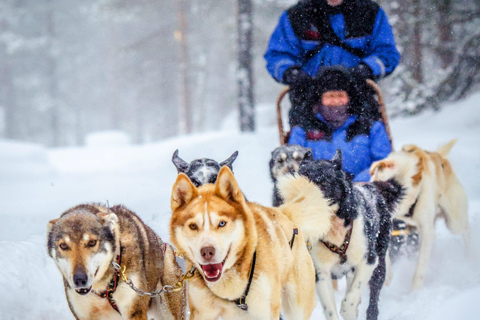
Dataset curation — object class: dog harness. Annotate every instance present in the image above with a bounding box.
[321,220,354,264]
[92,246,124,315]
[233,251,257,311]
[289,228,299,249]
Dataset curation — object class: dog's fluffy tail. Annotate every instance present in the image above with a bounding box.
[372,178,405,213]
[437,139,457,157]
[277,174,336,243]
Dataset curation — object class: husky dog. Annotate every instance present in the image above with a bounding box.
[269,144,311,206]
[277,149,403,320]
[172,149,238,187]
[170,166,327,320]
[370,139,470,290]
[47,204,186,320]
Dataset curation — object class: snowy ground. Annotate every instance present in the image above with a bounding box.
[1,93,479,319]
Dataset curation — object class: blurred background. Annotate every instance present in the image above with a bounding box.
[0,0,478,147]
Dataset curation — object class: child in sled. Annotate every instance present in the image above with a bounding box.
[288,66,392,182]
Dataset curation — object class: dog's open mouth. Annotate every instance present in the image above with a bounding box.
[201,263,224,282]
[200,249,229,282]
[75,287,92,295]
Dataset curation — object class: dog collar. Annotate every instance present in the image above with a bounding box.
[321,220,353,264]
[92,246,124,315]
[233,251,256,311]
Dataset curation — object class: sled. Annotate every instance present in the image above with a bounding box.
[276,79,394,148]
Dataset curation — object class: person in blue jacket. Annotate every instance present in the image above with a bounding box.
[288,67,392,182]
[264,0,400,127]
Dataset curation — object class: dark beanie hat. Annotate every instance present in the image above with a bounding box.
[315,66,352,95]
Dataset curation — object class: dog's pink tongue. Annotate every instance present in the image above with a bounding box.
[201,263,223,280]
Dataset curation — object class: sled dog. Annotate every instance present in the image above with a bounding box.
[170,166,321,320]
[370,139,470,289]
[47,204,186,320]
[277,150,403,320]
[269,144,311,207]
[172,149,238,187]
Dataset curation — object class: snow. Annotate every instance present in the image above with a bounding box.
[1,94,480,319]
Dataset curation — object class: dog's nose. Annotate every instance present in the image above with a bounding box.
[200,246,216,261]
[73,271,88,287]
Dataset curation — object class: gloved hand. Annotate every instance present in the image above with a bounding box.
[283,66,313,86]
[349,63,373,83]
[349,63,373,92]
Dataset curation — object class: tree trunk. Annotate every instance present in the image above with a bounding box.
[437,0,454,68]
[177,0,192,134]
[237,0,255,132]
[412,0,423,83]
[47,0,60,146]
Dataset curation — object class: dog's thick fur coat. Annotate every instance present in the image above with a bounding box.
[170,167,325,320]
[370,139,470,289]
[277,150,403,320]
[47,204,186,320]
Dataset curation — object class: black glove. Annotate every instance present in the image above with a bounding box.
[349,63,373,83]
[283,66,313,86]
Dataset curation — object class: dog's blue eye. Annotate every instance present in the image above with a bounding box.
[218,221,226,227]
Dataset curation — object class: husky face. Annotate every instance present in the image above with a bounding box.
[269,144,311,181]
[171,167,249,283]
[47,209,118,295]
[172,149,239,187]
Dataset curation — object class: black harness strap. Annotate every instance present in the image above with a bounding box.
[233,251,257,311]
[93,246,124,315]
[289,228,299,249]
[406,197,419,218]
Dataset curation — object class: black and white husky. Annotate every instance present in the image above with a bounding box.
[278,149,403,320]
[172,149,238,187]
[269,144,311,207]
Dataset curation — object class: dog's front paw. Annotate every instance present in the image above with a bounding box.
[340,298,359,320]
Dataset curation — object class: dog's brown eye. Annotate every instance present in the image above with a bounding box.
[189,223,197,230]
[59,243,69,250]
[218,221,227,228]
[87,239,97,247]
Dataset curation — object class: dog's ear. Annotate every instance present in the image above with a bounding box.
[97,211,119,232]
[215,166,244,204]
[370,160,385,176]
[47,218,58,237]
[46,218,59,258]
[171,173,197,211]
[172,149,189,173]
[402,144,418,153]
[219,151,239,170]
[332,149,343,170]
[300,150,314,165]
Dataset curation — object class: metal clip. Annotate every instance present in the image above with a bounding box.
[120,265,128,282]
[174,249,184,258]
[306,240,312,252]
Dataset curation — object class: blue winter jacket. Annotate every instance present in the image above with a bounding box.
[288,114,391,182]
[264,0,400,82]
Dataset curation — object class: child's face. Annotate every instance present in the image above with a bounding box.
[321,90,349,106]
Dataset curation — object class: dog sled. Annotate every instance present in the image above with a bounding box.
[275,79,418,260]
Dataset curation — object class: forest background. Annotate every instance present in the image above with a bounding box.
[0,0,479,147]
